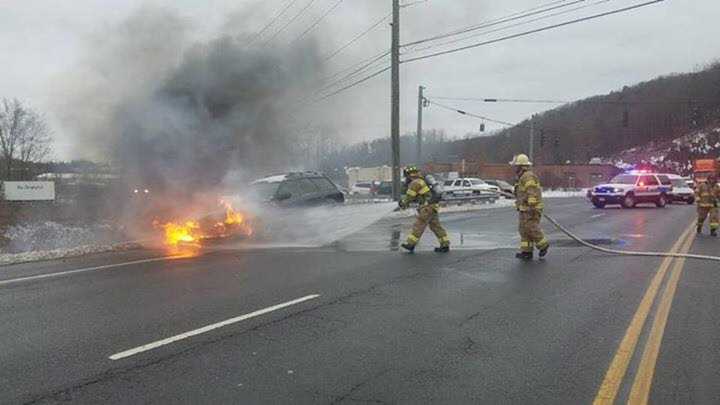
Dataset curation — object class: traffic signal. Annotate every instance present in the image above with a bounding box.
[479,123,485,132]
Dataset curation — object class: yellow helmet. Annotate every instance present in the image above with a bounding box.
[509,154,532,166]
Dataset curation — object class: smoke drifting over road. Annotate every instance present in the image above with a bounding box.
[55,6,325,197]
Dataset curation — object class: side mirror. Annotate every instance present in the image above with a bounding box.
[276,191,292,201]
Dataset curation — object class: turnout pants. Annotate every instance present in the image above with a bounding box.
[406,205,450,247]
[697,206,719,230]
[518,210,549,253]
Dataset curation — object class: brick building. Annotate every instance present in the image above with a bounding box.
[424,161,622,189]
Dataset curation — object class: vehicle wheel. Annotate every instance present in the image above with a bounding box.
[593,201,606,209]
[622,194,636,209]
[687,198,695,205]
[655,194,667,208]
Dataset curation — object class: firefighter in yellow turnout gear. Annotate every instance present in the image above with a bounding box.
[696,174,720,236]
[510,154,550,260]
[398,166,450,253]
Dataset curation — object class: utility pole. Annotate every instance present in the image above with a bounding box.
[416,85,425,165]
[390,0,401,201]
[529,115,535,163]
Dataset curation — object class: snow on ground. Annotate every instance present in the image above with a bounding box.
[0,241,143,266]
[4,221,123,253]
[388,191,585,218]
[607,125,720,174]
[0,191,585,266]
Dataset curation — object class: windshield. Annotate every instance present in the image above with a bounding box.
[610,175,638,185]
[470,179,485,185]
[250,182,280,200]
[671,179,687,188]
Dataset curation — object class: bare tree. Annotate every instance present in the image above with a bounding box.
[0,98,52,180]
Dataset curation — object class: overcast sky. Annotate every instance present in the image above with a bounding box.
[0,0,718,160]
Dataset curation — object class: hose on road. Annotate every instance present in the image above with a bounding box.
[542,213,720,262]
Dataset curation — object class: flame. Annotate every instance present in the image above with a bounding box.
[153,200,253,254]
[162,220,201,246]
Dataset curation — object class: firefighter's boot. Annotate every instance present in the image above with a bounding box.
[712,229,718,237]
[515,251,533,261]
[538,244,549,258]
[697,224,703,234]
[434,245,450,253]
[401,243,416,253]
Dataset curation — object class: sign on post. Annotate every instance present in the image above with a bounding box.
[3,181,55,201]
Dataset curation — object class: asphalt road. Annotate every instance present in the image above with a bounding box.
[0,197,717,404]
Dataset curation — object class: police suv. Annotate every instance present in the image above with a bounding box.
[589,172,672,208]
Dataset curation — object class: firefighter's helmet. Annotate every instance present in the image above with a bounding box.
[509,154,532,166]
[404,165,420,178]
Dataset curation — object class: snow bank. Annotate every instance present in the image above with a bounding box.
[4,221,123,253]
[0,191,586,266]
[388,199,515,218]
[0,221,139,266]
[0,241,143,266]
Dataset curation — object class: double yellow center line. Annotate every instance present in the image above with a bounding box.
[593,220,697,405]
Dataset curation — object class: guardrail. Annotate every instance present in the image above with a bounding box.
[344,191,502,206]
[440,192,498,205]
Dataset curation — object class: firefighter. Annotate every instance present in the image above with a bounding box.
[510,154,550,260]
[695,173,720,236]
[398,166,450,253]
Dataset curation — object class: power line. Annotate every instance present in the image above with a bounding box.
[432,97,568,104]
[402,0,580,48]
[401,0,666,64]
[264,0,318,44]
[426,99,519,127]
[322,12,391,61]
[247,0,302,45]
[314,66,391,102]
[320,52,389,91]
[431,96,720,105]
[407,0,614,54]
[318,50,390,91]
[290,0,344,45]
[400,0,430,8]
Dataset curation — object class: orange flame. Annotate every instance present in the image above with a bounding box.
[153,200,253,254]
[162,220,201,246]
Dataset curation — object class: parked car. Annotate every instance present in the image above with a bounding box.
[250,171,345,207]
[662,173,694,204]
[442,177,498,200]
[683,176,694,188]
[588,172,671,208]
[485,179,515,198]
[374,181,393,196]
[349,181,375,195]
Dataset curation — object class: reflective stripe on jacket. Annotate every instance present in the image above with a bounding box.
[515,170,544,211]
[402,177,432,207]
[696,181,720,208]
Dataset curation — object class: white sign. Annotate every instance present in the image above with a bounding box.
[3,181,55,201]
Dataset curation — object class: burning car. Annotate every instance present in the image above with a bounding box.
[249,171,344,207]
[153,200,254,254]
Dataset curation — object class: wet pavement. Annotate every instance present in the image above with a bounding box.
[0,197,715,404]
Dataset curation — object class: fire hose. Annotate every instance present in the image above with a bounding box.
[542,213,720,262]
[492,188,719,261]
